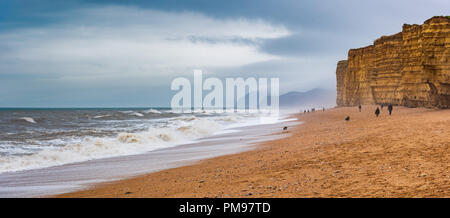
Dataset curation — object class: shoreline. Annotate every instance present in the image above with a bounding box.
[56,106,449,198]
[0,114,297,198]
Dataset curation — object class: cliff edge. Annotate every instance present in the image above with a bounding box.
[336,16,450,108]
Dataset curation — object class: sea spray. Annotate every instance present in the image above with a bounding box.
[0,111,247,173]
[0,108,282,173]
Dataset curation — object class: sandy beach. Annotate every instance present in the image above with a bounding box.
[56,106,450,198]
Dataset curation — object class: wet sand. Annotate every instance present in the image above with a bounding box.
[56,106,450,198]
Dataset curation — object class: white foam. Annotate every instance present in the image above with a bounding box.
[143,109,162,114]
[131,112,144,117]
[93,114,111,119]
[119,110,143,117]
[0,116,223,173]
[19,117,36,123]
[0,112,289,173]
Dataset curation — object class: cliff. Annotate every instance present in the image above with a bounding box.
[336,60,348,106]
[336,16,450,108]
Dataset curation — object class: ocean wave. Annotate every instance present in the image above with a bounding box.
[171,115,197,121]
[93,114,112,119]
[132,112,144,117]
[0,110,284,173]
[19,117,37,124]
[143,109,162,114]
[0,116,224,173]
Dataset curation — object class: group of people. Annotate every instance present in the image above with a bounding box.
[302,107,326,114]
[358,104,393,117]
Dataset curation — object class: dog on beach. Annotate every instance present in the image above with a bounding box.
[375,107,380,117]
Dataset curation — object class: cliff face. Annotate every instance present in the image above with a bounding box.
[336,16,450,108]
[336,60,348,106]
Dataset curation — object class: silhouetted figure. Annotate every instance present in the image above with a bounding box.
[283,126,288,131]
[381,104,384,110]
[307,110,309,113]
[375,107,380,117]
[323,107,325,112]
[345,116,350,121]
[358,105,362,112]
[388,104,393,115]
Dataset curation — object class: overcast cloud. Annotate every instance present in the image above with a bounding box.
[0,0,448,107]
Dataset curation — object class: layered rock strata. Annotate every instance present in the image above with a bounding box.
[336,16,449,108]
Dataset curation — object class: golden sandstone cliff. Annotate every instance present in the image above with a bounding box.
[336,16,450,108]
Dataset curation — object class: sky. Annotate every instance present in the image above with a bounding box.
[0,0,448,107]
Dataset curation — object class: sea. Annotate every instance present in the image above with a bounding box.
[0,108,297,197]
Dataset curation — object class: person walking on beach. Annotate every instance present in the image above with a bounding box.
[388,104,393,115]
[375,107,380,117]
[358,105,362,112]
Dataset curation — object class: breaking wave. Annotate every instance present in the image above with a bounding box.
[120,111,144,117]
[143,109,162,114]
[19,117,37,124]
[0,116,225,173]
[0,107,285,174]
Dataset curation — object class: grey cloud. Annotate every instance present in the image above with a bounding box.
[0,0,448,107]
